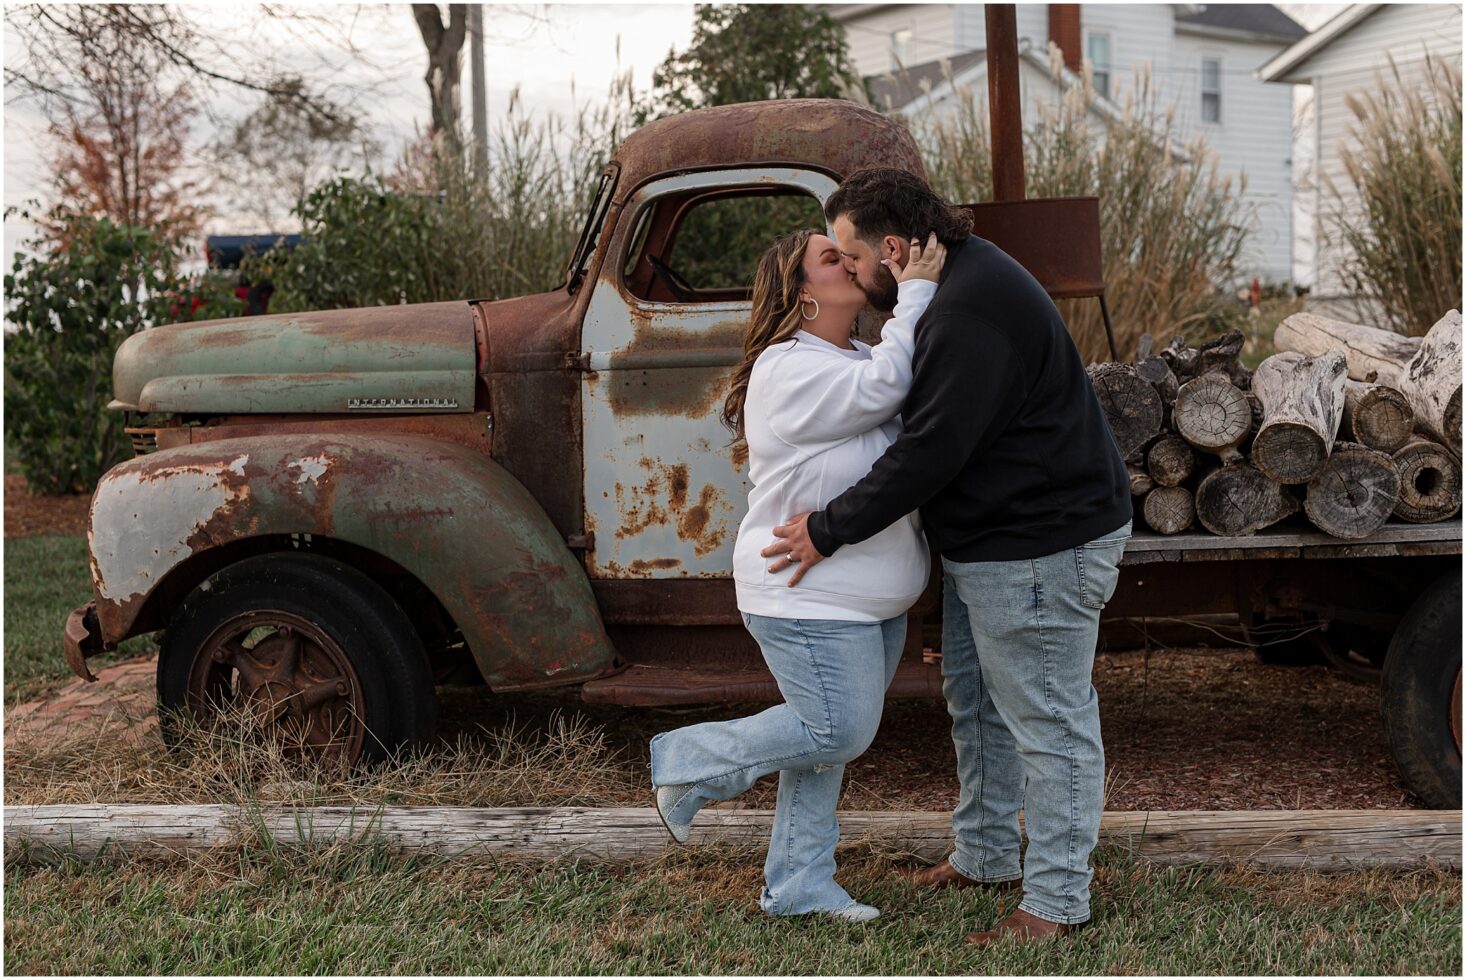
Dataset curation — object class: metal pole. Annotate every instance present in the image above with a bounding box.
[985,4,1025,202]
[469,3,488,175]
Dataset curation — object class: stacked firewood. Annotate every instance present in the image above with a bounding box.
[1086,310,1462,538]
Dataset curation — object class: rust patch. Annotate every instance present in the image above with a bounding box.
[627,557,683,574]
[602,311,742,419]
[621,317,747,355]
[611,458,731,557]
[607,367,732,419]
[676,483,728,557]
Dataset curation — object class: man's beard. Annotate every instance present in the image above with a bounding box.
[859,262,900,312]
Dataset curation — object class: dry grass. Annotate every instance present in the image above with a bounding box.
[905,44,1255,362]
[1327,52,1462,336]
[5,647,1417,812]
[4,698,636,809]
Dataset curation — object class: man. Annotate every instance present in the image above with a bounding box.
[763,168,1132,945]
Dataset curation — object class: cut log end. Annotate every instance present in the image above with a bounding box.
[1253,420,1330,484]
[1142,485,1194,535]
[1087,363,1164,460]
[1251,350,1347,483]
[1303,442,1401,539]
[1147,435,1196,488]
[1128,463,1155,498]
[1392,438,1464,524]
[1342,381,1415,454]
[1194,463,1300,536]
[1174,373,1251,456]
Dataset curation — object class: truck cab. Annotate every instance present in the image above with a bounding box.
[64,100,935,763]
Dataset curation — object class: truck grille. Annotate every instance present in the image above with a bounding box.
[126,428,158,455]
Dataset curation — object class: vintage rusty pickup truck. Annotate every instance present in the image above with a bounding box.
[64,98,1459,807]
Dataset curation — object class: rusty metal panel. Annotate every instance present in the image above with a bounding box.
[580,168,839,579]
[610,100,925,197]
[86,434,616,689]
[964,198,1105,299]
[110,301,476,414]
[473,289,595,543]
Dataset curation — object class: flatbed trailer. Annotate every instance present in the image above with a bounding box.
[1104,519,1461,808]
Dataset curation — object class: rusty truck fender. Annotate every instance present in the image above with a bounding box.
[82,434,617,690]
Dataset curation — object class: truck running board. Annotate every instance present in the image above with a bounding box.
[580,659,944,707]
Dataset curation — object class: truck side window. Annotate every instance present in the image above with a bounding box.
[624,189,826,303]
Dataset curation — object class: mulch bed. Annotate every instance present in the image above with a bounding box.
[4,474,90,538]
[437,646,1416,812]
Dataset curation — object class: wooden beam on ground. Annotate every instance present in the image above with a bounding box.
[5,806,1459,872]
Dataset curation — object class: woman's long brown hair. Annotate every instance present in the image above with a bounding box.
[721,228,819,443]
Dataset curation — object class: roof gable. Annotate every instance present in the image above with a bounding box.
[1258,4,1384,82]
[1174,4,1309,42]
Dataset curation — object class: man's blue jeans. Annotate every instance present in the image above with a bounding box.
[649,613,906,916]
[939,520,1131,926]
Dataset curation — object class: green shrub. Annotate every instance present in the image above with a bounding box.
[3,208,236,495]
[251,81,638,311]
[907,47,1255,362]
[1328,52,1462,336]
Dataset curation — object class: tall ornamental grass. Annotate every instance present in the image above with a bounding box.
[1327,52,1462,336]
[904,45,1255,362]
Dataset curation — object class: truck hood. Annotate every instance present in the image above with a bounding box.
[111,301,476,414]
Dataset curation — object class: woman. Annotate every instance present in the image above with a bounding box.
[648,228,946,923]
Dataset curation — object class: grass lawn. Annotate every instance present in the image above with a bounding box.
[5,842,1460,975]
[1237,293,1306,370]
[3,535,152,704]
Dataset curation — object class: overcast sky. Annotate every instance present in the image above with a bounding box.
[2,2,1342,268]
[2,3,699,263]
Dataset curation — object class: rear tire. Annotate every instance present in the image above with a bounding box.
[158,554,436,765]
[1380,569,1462,808]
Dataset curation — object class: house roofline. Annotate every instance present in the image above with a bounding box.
[883,39,1192,164]
[829,3,896,23]
[1257,4,1382,82]
[1174,20,1302,46]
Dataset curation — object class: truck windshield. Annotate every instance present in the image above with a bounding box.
[566,167,617,292]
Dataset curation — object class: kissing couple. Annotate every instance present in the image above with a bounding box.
[651,167,1133,945]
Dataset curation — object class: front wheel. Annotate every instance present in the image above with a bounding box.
[1380,569,1462,808]
[158,554,437,765]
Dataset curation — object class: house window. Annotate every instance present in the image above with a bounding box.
[1201,57,1222,123]
[890,28,912,70]
[1085,31,1112,99]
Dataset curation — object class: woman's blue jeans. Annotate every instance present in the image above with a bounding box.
[649,612,906,916]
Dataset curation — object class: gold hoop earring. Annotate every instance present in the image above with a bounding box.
[801,297,819,321]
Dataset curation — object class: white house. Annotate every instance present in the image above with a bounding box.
[830,4,1308,286]
[1259,3,1463,319]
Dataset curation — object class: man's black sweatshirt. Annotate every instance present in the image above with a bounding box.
[807,234,1132,563]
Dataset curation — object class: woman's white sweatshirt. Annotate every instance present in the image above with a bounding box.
[733,279,936,622]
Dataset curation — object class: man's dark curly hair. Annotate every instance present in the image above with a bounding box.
[824,168,974,250]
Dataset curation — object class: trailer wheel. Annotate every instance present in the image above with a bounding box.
[158,554,437,766]
[1380,568,1461,808]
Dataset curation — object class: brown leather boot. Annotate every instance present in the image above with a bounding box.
[964,907,1087,945]
[898,858,1022,892]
